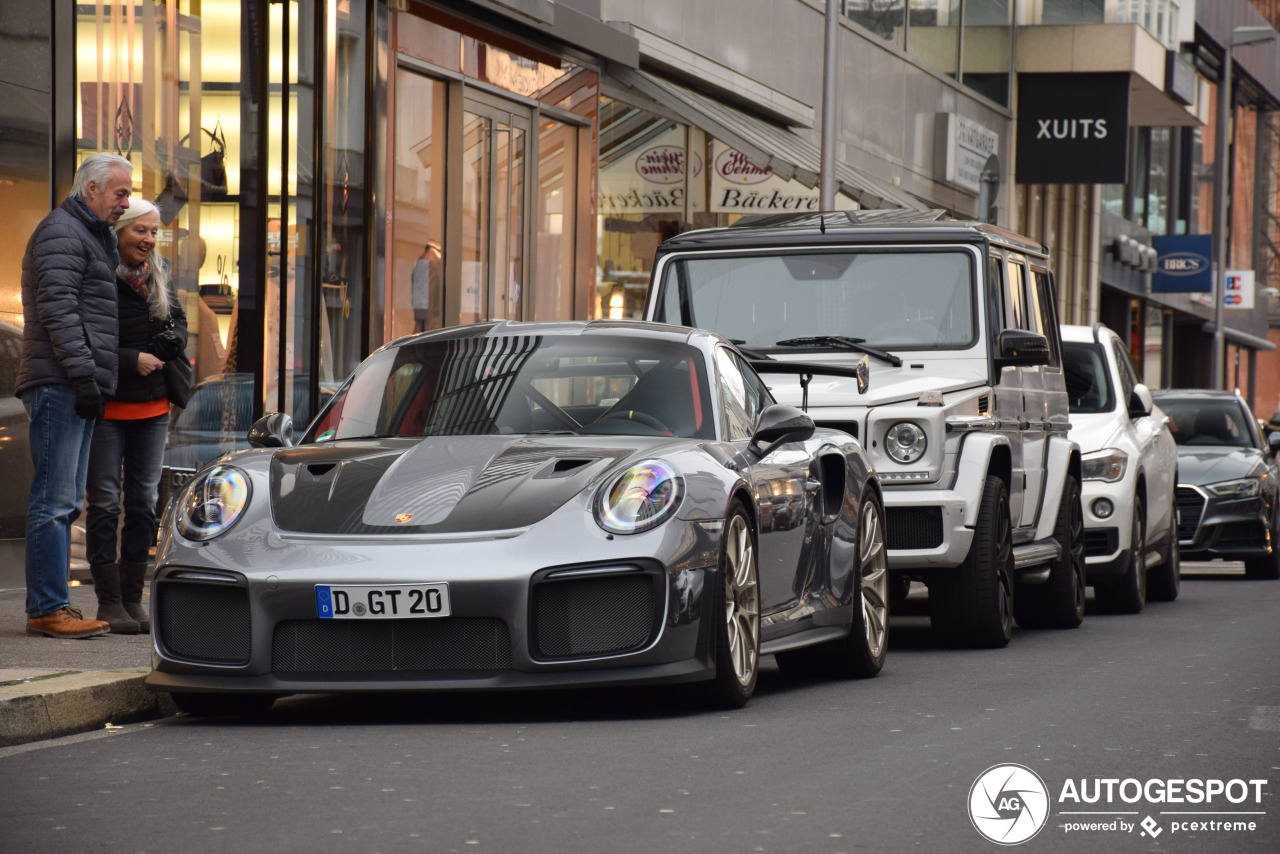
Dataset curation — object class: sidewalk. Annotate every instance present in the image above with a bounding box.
[0,582,173,747]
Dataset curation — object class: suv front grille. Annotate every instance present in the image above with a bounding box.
[886,507,944,550]
[815,420,858,440]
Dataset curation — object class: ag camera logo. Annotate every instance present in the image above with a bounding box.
[969,764,1051,845]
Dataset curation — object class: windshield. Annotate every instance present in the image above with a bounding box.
[1158,399,1255,448]
[655,249,976,349]
[1062,342,1114,414]
[303,333,715,442]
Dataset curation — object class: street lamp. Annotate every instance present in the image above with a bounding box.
[1213,25,1277,389]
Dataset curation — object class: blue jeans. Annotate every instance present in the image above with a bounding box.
[23,384,96,618]
[86,413,169,567]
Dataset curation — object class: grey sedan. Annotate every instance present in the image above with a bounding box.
[146,321,888,715]
[1152,389,1280,580]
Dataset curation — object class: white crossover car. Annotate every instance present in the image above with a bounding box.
[1061,324,1180,611]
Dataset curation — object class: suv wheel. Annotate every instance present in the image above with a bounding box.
[1146,487,1181,600]
[1015,474,1087,628]
[929,475,1013,648]
[1244,503,1280,581]
[1095,495,1147,614]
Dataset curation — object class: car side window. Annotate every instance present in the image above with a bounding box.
[1027,269,1061,368]
[715,347,759,440]
[1003,258,1027,331]
[1109,339,1136,413]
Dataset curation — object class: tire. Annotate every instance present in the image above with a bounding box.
[701,502,760,709]
[170,692,276,718]
[776,489,888,679]
[1095,495,1147,614]
[1146,488,1181,601]
[1244,504,1280,580]
[1015,474,1087,629]
[929,475,1014,648]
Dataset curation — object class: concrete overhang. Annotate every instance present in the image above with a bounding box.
[1017,24,1206,127]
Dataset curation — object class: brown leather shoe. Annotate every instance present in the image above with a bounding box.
[26,607,110,639]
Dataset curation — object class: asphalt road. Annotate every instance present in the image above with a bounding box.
[1,566,1277,854]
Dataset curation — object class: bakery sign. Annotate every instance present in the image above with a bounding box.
[709,141,856,214]
[598,127,703,214]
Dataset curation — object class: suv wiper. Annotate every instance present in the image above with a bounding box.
[775,335,902,367]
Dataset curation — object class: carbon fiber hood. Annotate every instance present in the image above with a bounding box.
[269,436,644,534]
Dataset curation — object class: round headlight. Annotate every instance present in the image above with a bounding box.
[884,421,927,464]
[177,465,251,541]
[596,460,682,534]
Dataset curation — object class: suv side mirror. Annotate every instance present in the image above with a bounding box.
[994,329,1051,368]
[1128,384,1154,418]
[248,412,294,449]
[750,404,816,455]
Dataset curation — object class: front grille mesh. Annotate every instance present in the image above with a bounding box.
[1176,487,1205,542]
[272,618,511,673]
[533,574,655,659]
[157,581,251,665]
[886,507,944,550]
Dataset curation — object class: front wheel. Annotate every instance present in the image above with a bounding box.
[1095,495,1147,614]
[1147,488,1182,601]
[1244,504,1280,580]
[1015,474,1086,629]
[929,475,1014,648]
[701,502,760,709]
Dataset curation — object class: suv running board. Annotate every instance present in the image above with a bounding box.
[1013,540,1063,583]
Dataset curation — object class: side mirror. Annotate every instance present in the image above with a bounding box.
[248,412,294,449]
[1128,384,1154,418]
[994,329,1050,368]
[750,404,815,456]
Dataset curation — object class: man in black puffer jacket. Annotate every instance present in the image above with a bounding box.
[18,152,133,639]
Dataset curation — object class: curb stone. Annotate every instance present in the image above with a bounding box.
[0,670,167,747]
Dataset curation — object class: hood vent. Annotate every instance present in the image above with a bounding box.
[307,463,338,477]
[544,457,596,477]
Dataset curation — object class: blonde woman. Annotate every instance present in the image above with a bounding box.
[85,199,188,634]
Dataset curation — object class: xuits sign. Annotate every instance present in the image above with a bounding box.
[1016,73,1130,184]
[1152,234,1212,293]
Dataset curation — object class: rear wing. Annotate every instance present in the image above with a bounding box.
[747,358,869,410]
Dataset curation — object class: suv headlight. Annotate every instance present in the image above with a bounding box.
[884,421,927,464]
[177,465,251,541]
[1082,449,1129,483]
[1207,478,1262,498]
[595,460,682,534]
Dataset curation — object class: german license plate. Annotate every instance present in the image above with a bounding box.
[315,584,451,619]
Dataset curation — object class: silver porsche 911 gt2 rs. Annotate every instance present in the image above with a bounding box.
[146,321,886,715]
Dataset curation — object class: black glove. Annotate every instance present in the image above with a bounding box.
[73,378,103,420]
[151,328,184,361]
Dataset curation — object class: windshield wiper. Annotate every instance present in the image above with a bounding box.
[775,335,902,367]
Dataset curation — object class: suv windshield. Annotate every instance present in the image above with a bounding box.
[1062,341,1114,414]
[655,249,976,349]
[304,334,715,442]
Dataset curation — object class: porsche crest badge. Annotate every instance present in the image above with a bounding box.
[395,513,414,524]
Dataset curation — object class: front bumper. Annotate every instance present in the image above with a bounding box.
[1080,477,1134,580]
[881,488,972,570]
[145,517,720,696]
[1176,484,1272,559]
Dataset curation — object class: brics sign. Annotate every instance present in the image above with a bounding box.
[1152,234,1213,293]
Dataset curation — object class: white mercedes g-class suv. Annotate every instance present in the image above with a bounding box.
[644,211,1085,648]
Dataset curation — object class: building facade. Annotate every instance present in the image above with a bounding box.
[4,0,1280,537]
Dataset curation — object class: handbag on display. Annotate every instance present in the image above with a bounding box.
[200,120,228,198]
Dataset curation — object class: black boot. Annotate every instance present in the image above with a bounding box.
[90,562,140,635]
[119,560,151,634]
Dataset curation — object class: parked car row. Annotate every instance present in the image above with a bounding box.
[128,211,1279,716]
